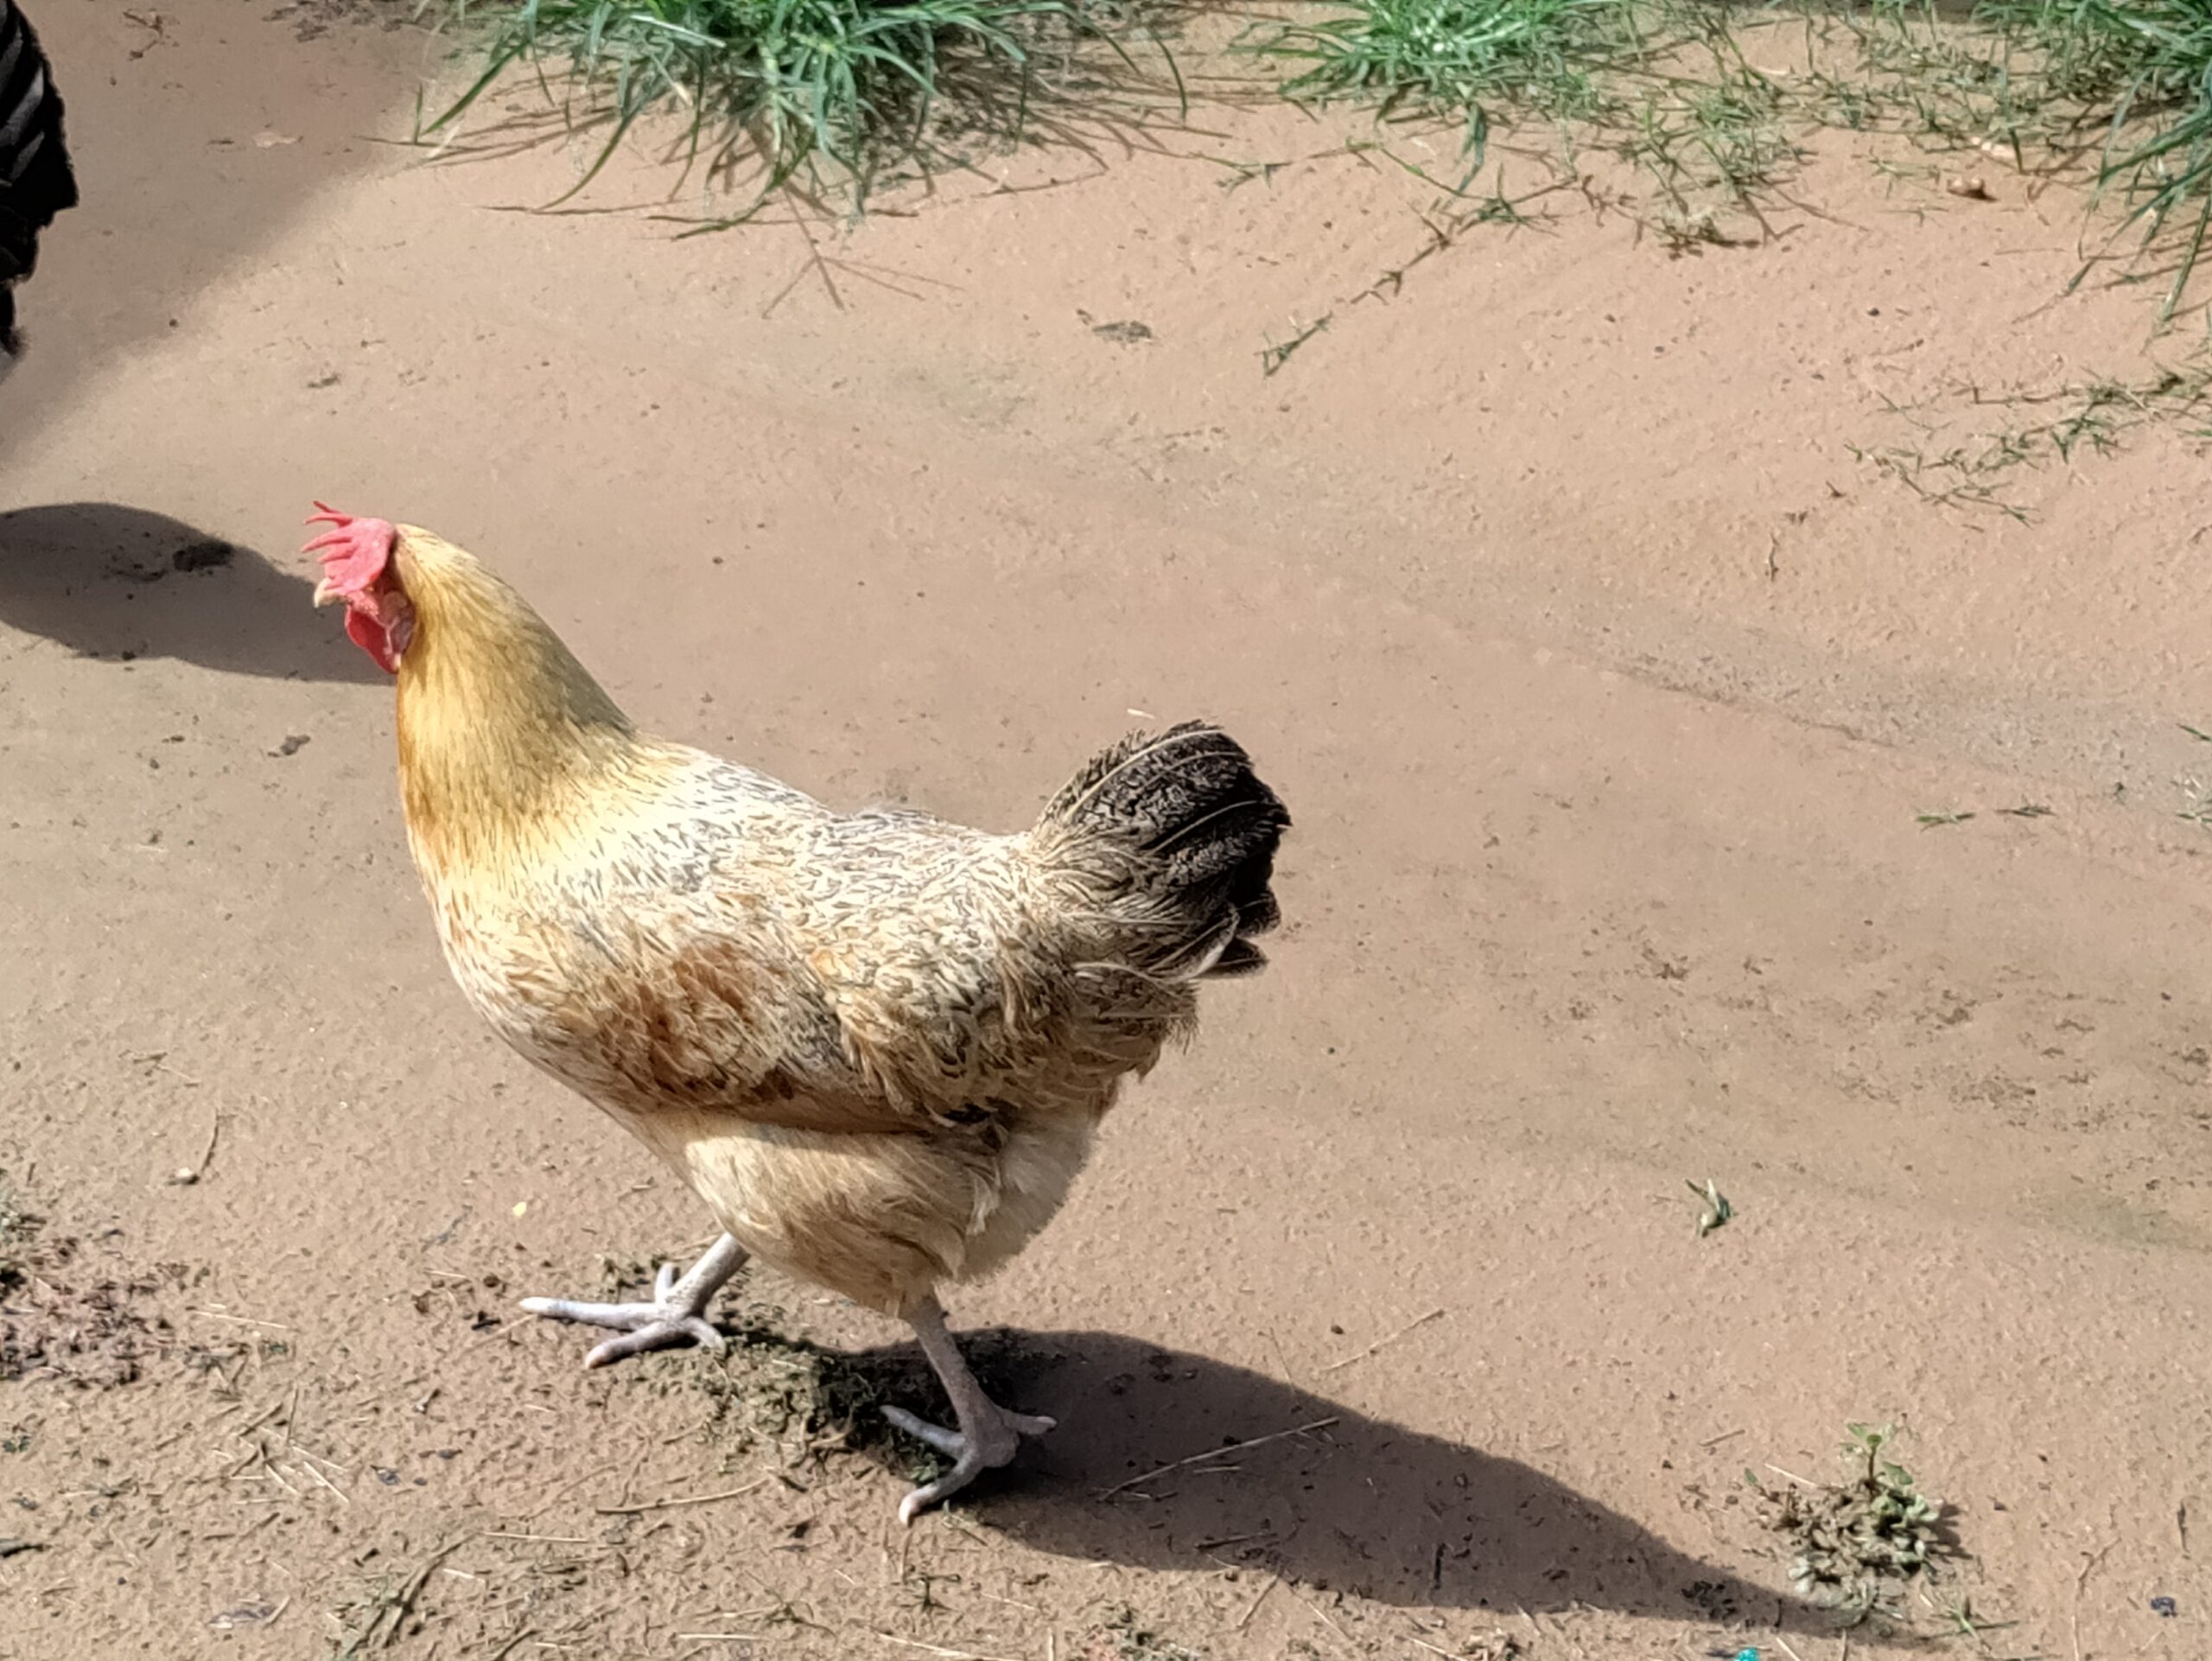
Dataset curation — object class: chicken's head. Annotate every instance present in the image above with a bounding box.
[305,503,414,674]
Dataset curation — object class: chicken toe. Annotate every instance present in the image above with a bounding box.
[518,1234,748,1370]
[887,1295,1058,1524]
[881,1405,968,1459]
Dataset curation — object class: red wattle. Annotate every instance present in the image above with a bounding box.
[346,605,400,674]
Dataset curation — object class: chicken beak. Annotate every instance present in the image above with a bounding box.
[313,575,341,607]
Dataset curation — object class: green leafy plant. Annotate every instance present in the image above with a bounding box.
[1753,1422,1957,1622]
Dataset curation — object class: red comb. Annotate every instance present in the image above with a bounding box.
[303,502,397,601]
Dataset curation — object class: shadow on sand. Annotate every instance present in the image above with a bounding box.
[770,1325,1850,1641]
[0,502,381,683]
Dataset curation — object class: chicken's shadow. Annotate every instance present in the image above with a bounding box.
[804,1326,1832,1636]
[0,502,380,683]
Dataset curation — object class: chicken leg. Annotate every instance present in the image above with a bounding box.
[880,1295,1056,1524]
[519,1234,749,1369]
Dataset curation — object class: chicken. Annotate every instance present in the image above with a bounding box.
[306,506,1289,1521]
[0,0,77,370]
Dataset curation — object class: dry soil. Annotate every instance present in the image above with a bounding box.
[1,4,2208,1660]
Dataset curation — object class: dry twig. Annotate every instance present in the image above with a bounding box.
[1320,1308,1446,1373]
[594,1478,769,1516]
[1096,1417,1339,1499]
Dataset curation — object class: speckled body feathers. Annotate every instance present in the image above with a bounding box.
[386,529,1287,1315]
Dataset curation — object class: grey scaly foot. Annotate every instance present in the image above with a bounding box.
[883,1402,1058,1525]
[519,1234,748,1370]
[887,1295,1058,1524]
[883,1403,1057,1459]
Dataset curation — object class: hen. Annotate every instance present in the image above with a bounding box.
[0,0,76,371]
[308,507,1289,1521]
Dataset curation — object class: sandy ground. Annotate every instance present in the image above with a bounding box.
[3,3,2209,1658]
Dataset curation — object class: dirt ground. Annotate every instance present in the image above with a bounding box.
[3,3,2209,1658]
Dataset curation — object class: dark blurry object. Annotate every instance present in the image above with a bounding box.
[0,1,79,366]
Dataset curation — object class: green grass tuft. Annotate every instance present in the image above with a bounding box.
[1262,0,2212,320]
[1263,0,1817,232]
[423,0,1169,217]
[1989,0,2212,321]
[1268,0,1641,166]
[425,0,2212,325]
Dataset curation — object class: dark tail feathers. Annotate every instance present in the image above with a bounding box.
[1040,721,1291,980]
[1,0,79,357]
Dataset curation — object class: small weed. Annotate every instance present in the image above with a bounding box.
[899,1568,963,1612]
[1966,365,2212,458]
[0,1174,30,1286]
[1855,361,2212,519]
[1851,441,2032,519]
[1647,202,1742,251]
[2177,761,2212,827]
[327,1540,467,1659]
[1688,1176,1732,1237]
[1930,1590,2023,1645]
[1081,1603,1205,1661]
[1260,313,1333,376]
[1617,44,1801,228]
[2180,720,2212,828]
[1752,1422,1960,1624]
[1420,1634,1519,1661]
[595,1252,657,1295]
